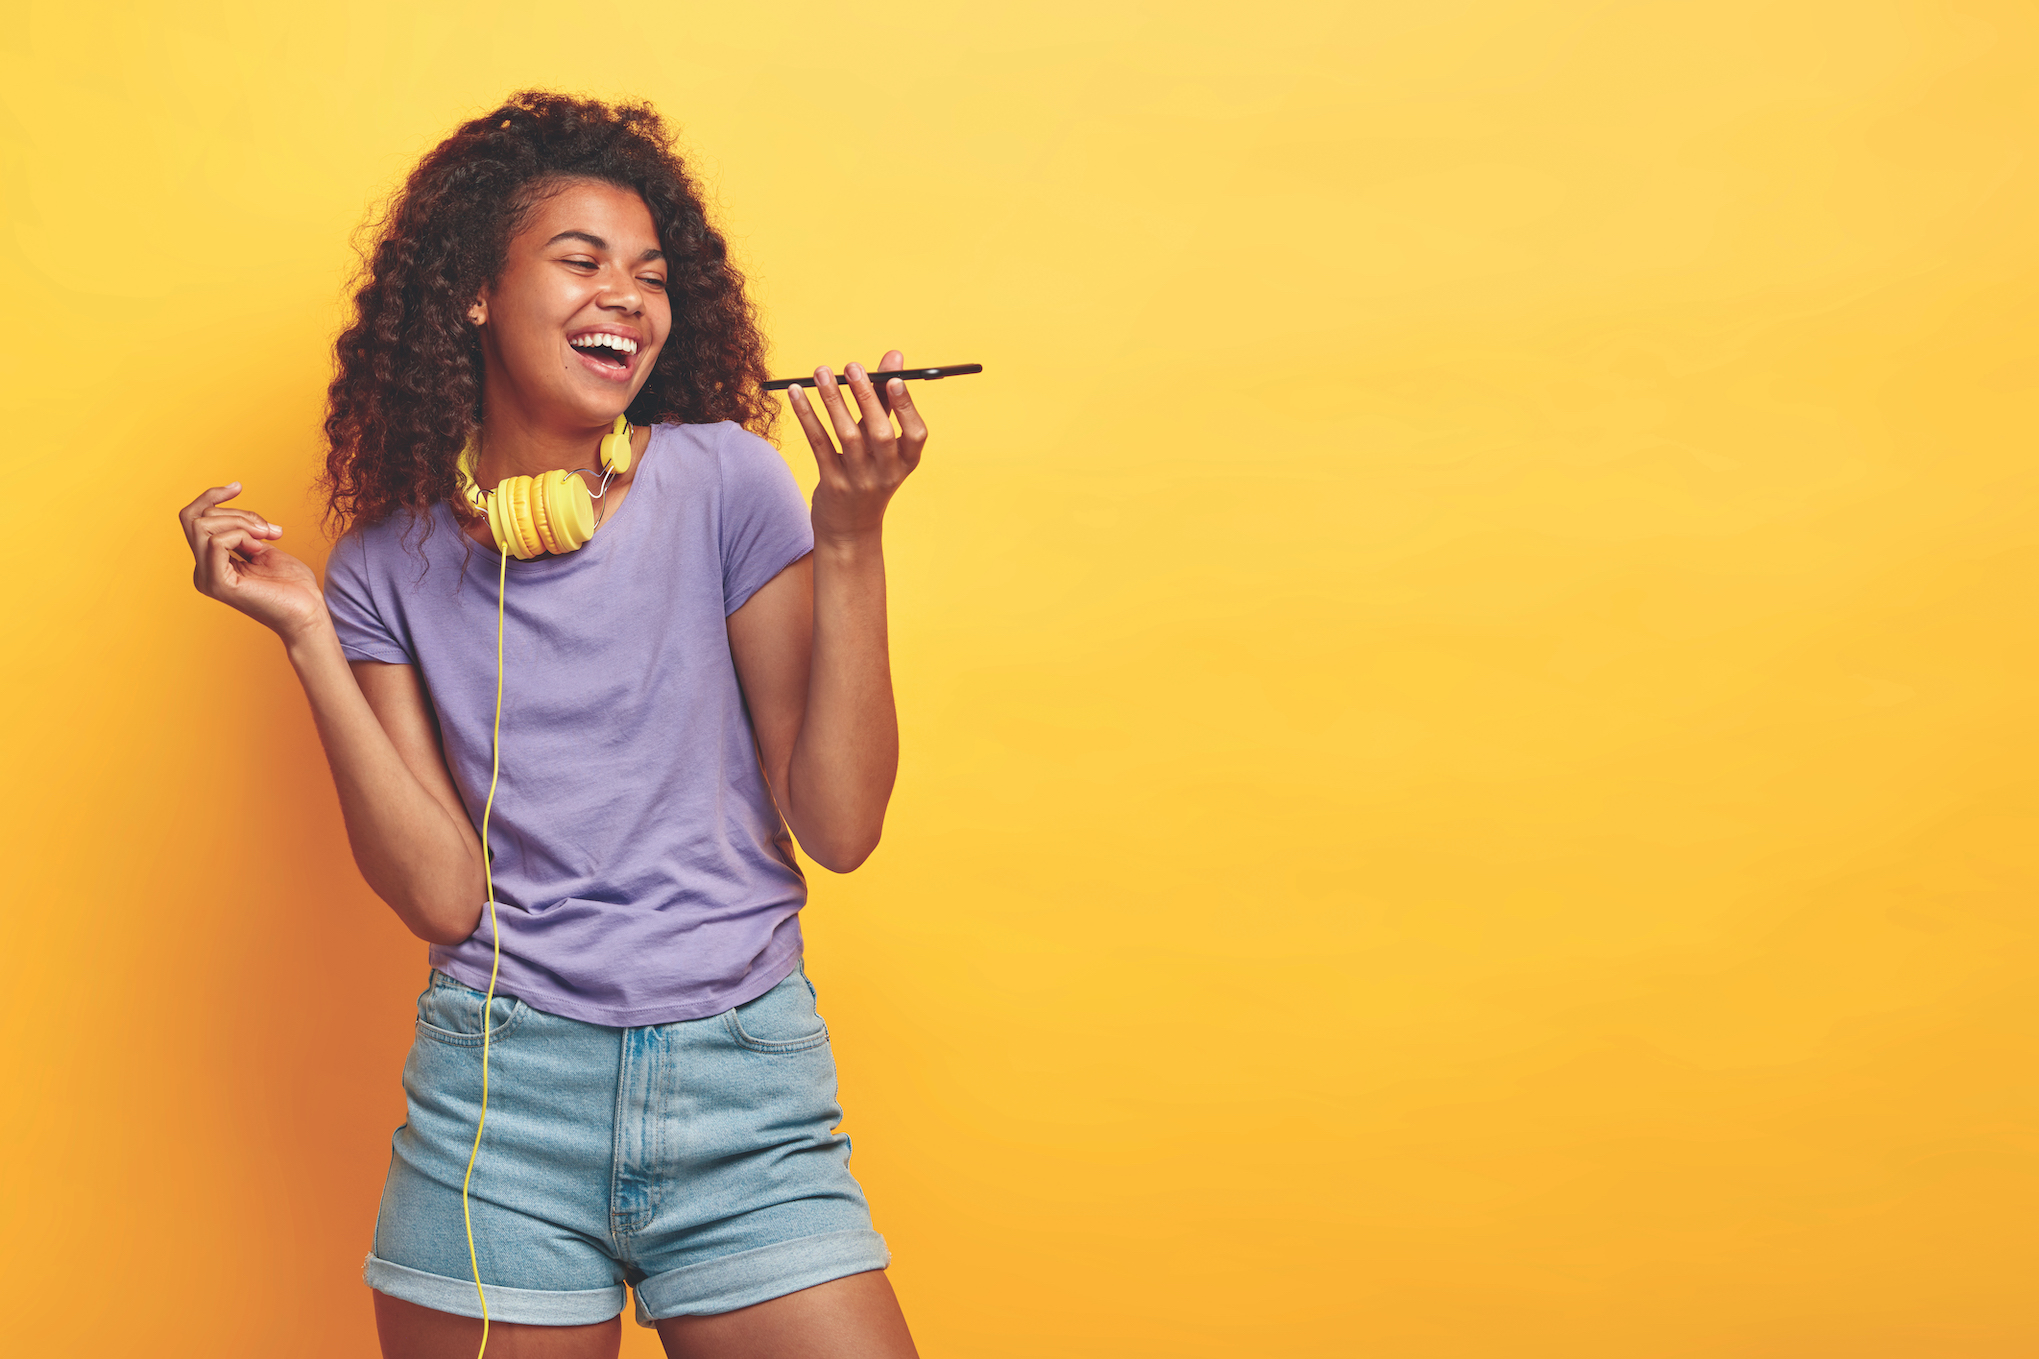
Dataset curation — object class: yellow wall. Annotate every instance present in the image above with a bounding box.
[4,2,2037,1354]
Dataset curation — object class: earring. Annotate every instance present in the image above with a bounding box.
[468,304,486,325]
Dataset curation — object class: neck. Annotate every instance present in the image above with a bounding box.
[473,403,615,486]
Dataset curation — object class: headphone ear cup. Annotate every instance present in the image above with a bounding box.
[478,468,601,559]
[600,416,633,475]
[498,475,546,559]
[530,470,556,555]
[484,478,518,557]
[539,471,598,553]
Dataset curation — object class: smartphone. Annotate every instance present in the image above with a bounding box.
[764,363,984,391]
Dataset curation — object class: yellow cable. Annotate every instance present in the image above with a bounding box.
[460,545,509,1358]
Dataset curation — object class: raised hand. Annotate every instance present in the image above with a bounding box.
[785,348,929,543]
[177,484,328,640]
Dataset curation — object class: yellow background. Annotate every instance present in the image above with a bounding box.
[3,2,2036,1354]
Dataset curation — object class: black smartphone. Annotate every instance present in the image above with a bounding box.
[763,363,984,391]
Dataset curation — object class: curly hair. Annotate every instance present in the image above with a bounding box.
[321,91,775,538]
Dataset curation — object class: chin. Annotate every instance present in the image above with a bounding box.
[558,385,642,428]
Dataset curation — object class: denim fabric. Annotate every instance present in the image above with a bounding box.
[362,965,888,1326]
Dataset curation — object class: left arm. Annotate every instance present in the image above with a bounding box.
[729,349,929,872]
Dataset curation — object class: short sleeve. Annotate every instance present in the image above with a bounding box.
[323,530,414,664]
[716,426,815,615]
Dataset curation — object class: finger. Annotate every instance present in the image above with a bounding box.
[785,385,842,466]
[812,368,865,458]
[876,350,905,413]
[841,363,897,448]
[179,481,243,531]
[203,528,268,591]
[889,379,928,466]
[194,508,284,539]
[191,515,282,573]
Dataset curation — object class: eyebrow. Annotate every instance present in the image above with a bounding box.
[545,229,664,262]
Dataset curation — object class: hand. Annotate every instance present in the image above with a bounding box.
[178,483,328,642]
[785,348,929,543]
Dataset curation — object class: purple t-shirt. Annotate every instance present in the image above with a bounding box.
[323,421,814,1027]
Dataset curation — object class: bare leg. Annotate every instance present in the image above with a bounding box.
[373,1290,623,1359]
[654,1270,917,1359]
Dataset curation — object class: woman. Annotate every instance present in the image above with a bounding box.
[176,92,924,1359]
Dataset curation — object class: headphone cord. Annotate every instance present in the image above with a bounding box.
[459,545,509,1357]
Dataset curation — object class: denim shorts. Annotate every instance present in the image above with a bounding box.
[362,964,889,1326]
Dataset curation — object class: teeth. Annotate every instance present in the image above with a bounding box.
[573,333,637,355]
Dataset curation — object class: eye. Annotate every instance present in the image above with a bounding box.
[640,274,667,291]
[560,256,598,271]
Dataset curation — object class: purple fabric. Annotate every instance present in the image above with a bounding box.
[322,422,815,1026]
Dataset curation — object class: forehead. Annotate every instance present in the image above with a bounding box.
[515,179,660,251]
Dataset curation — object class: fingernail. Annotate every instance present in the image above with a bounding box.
[816,367,834,386]
[888,379,905,397]
[268,523,283,534]
[226,481,242,490]
[847,363,865,380]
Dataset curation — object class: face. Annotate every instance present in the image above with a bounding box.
[469,178,670,431]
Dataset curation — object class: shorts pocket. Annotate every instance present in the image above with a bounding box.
[414,971,528,1047]
[724,969,829,1053]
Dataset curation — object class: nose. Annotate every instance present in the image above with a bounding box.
[600,266,642,315]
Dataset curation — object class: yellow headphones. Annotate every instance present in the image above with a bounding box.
[456,416,635,558]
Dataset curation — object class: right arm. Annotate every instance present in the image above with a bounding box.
[179,483,486,944]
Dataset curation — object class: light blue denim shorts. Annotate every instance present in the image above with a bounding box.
[362,964,889,1326]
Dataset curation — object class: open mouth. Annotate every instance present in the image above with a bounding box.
[569,331,639,373]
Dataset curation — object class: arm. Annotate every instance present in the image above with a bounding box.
[178,485,487,943]
[728,350,928,873]
[729,549,895,872]
[299,646,488,943]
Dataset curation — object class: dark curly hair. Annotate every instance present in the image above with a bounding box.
[322,90,774,537]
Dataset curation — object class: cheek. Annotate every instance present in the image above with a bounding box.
[513,326,563,370]
[491,306,560,371]
[644,319,674,368]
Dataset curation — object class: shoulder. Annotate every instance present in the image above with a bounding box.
[654,420,785,472]
[652,421,801,504]
[322,510,458,663]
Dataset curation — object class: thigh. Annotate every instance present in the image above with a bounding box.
[370,973,630,1326]
[653,1271,916,1359]
[375,1291,621,1359]
[628,968,891,1320]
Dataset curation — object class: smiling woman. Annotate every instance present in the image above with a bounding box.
[174,91,927,1359]
[320,93,776,544]
[453,182,676,552]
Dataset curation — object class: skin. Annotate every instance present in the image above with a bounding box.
[372,1270,917,1359]
[178,179,924,1358]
